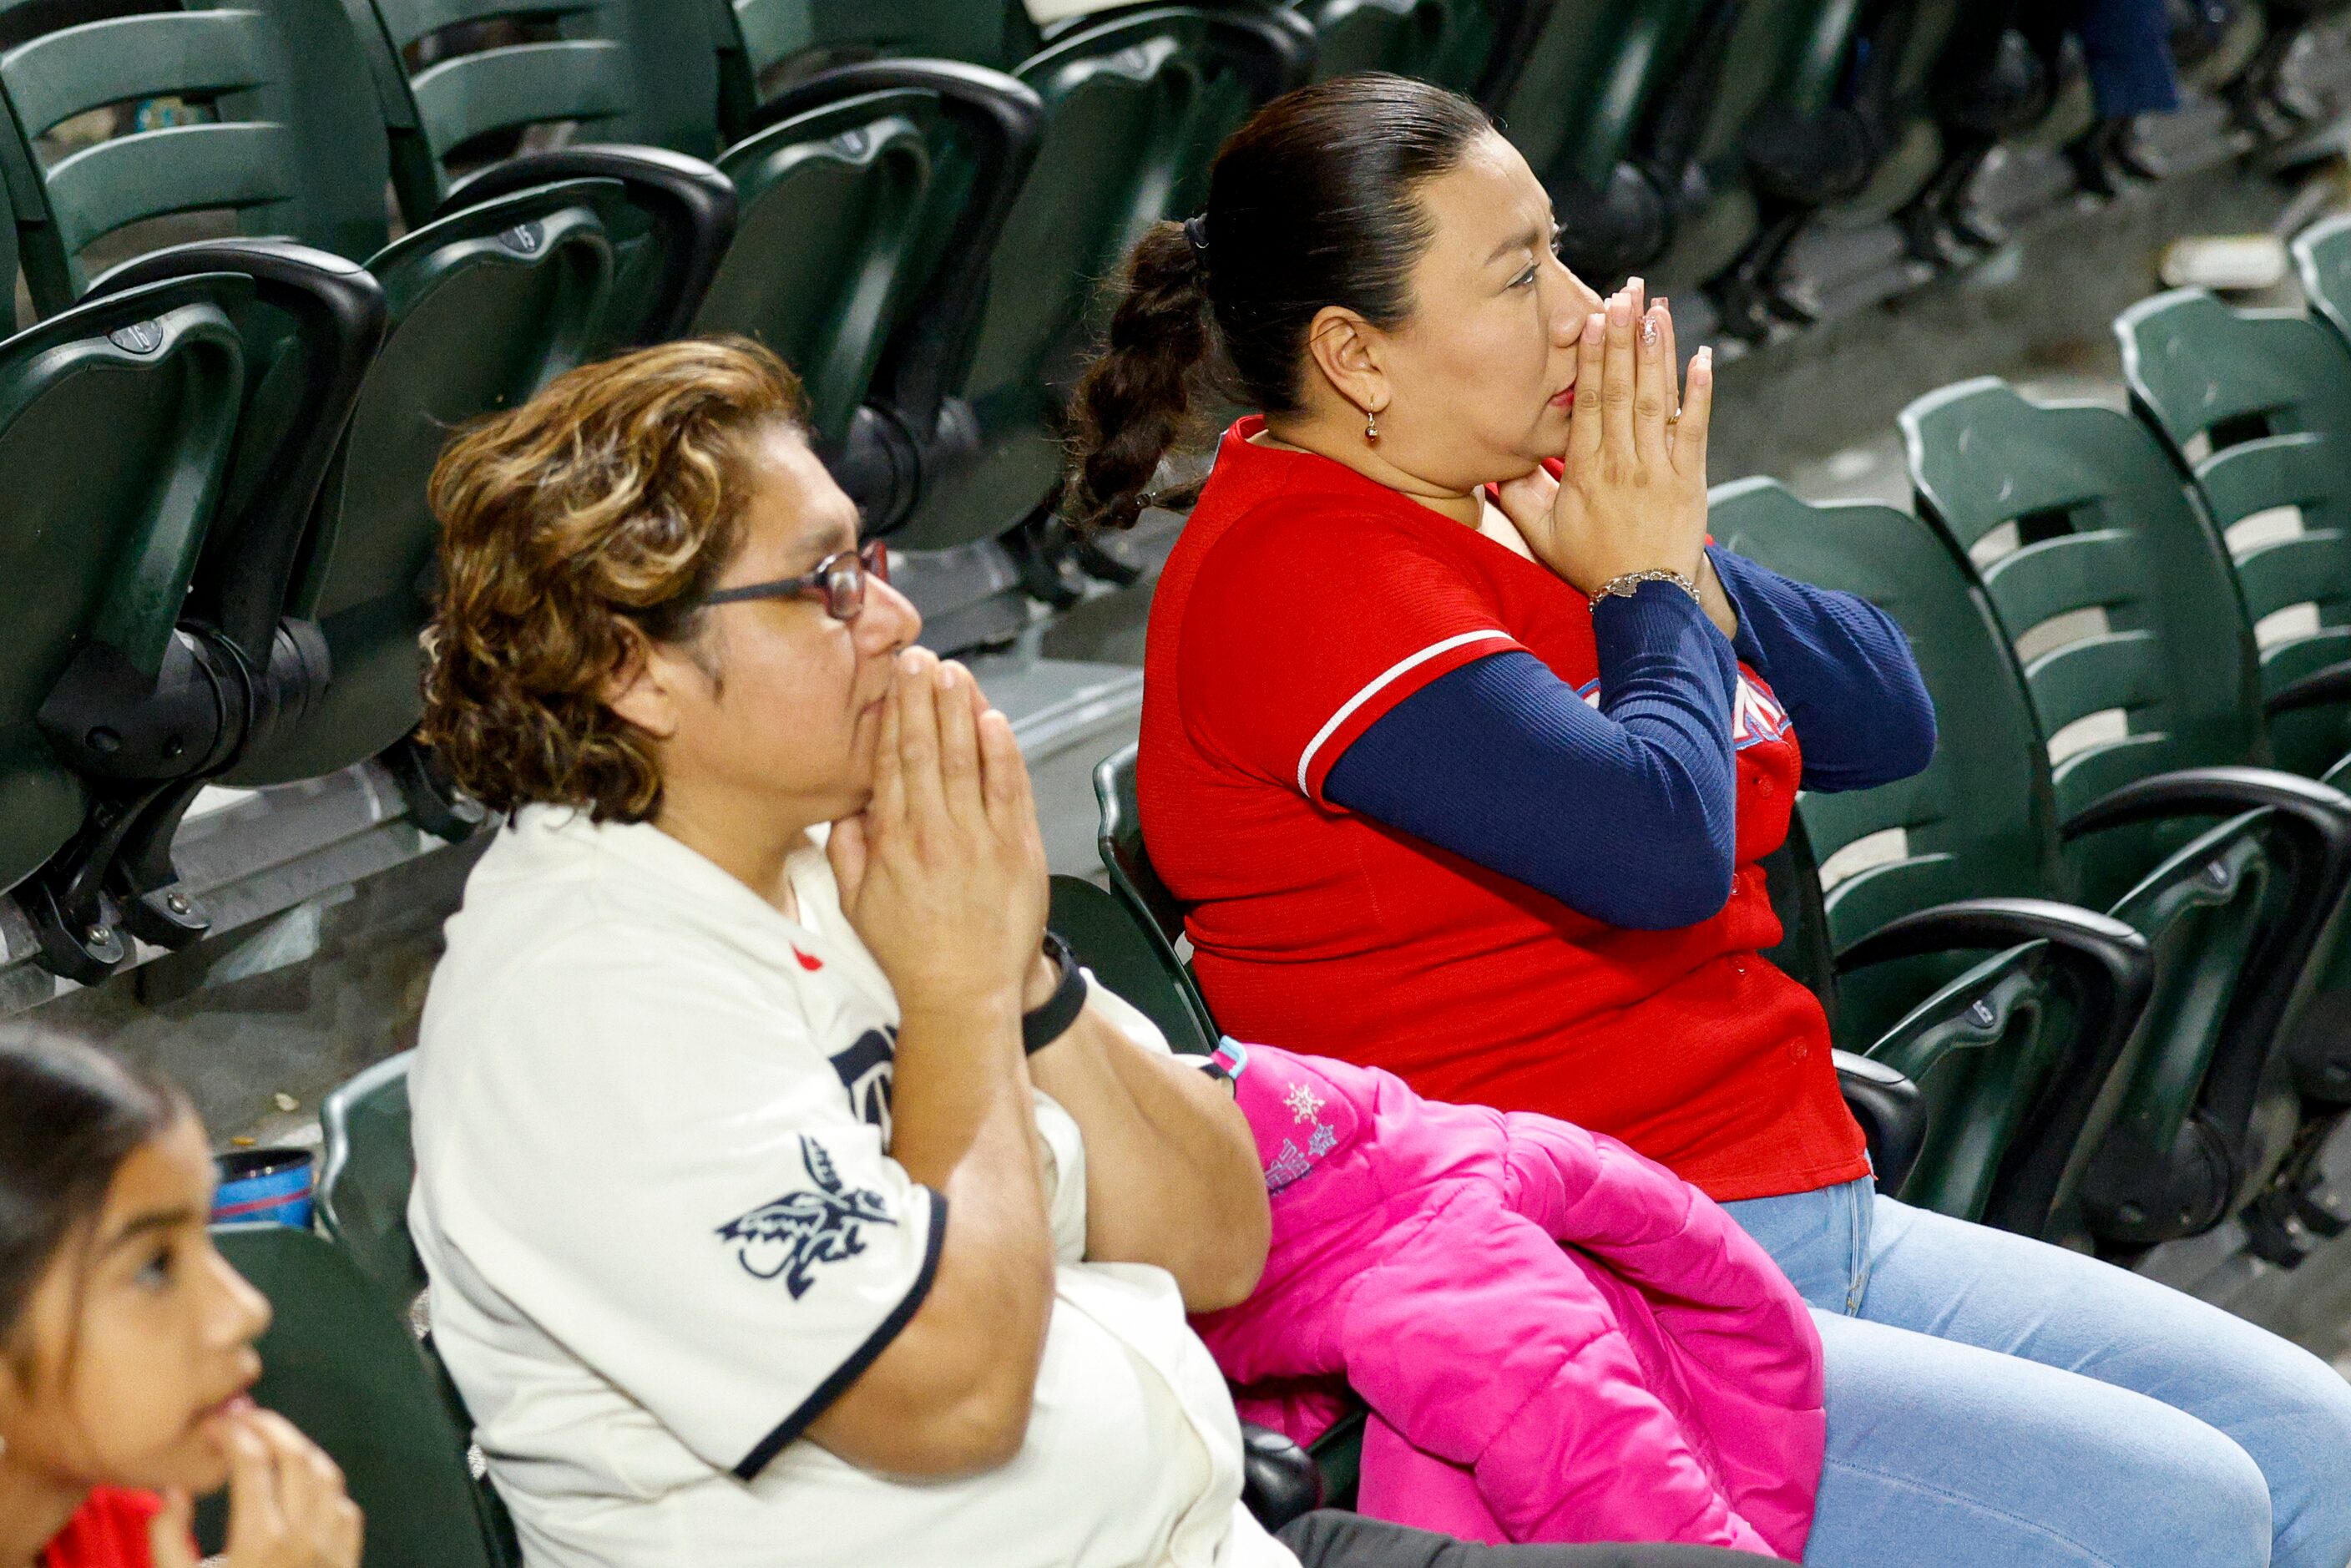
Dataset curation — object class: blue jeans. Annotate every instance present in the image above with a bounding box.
[1724,1180,2351,1568]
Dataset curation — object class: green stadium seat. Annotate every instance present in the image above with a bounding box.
[2116,286,2351,1128]
[356,4,1049,535]
[2117,288,2351,781]
[1662,0,1881,332]
[331,0,738,347]
[1902,376,2351,1253]
[204,1224,513,1568]
[1051,876,1216,1055]
[1806,0,1965,240]
[694,61,1045,527]
[884,5,1315,553]
[1282,0,1494,88]
[0,2,638,819]
[0,271,253,979]
[715,0,1025,104]
[1486,0,1711,282]
[2294,212,2351,351]
[319,1048,426,1308]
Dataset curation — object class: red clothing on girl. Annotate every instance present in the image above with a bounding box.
[43,1488,163,1568]
[1139,418,1868,1201]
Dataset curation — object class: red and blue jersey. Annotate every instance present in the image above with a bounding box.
[1140,418,1873,1202]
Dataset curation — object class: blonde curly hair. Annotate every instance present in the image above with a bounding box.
[419,336,810,823]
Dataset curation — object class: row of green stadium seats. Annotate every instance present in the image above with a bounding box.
[0,0,2338,983]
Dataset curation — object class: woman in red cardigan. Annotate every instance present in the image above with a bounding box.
[1069,72,2351,1568]
[0,1030,358,1568]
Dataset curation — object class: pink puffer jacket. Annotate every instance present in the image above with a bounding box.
[1191,1043,1823,1560]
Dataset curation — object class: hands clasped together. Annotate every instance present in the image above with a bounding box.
[1499,277,1715,598]
[829,646,1053,1023]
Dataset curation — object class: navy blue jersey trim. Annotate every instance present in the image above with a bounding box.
[731,1186,949,1480]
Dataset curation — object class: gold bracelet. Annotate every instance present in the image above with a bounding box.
[1590,569,1701,605]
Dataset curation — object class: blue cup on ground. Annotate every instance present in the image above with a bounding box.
[213,1148,316,1229]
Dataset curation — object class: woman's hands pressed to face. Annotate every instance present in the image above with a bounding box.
[1498,278,1713,596]
[829,648,1050,1025]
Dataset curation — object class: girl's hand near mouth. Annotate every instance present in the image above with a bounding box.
[153,1406,361,1568]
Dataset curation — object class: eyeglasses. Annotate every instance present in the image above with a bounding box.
[693,539,890,621]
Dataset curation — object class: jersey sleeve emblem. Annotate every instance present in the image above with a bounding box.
[715,1135,899,1298]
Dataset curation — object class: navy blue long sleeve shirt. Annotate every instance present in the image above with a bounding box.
[1323,549,1935,930]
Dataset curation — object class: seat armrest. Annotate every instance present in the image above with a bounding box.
[437,145,737,346]
[1833,1051,1927,1194]
[2060,763,2351,841]
[2065,766,2351,1168]
[1834,897,2153,1031]
[1835,898,2156,1230]
[2265,659,2351,718]
[1238,1422,1322,1533]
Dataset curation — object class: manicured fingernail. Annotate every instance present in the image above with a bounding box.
[1698,345,1712,370]
[1639,315,1659,347]
[935,663,956,689]
[1627,276,1645,296]
[1608,294,1630,323]
[1584,313,1605,344]
[1656,296,1670,312]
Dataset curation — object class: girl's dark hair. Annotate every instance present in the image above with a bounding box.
[1064,73,1494,531]
[0,1030,185,1354]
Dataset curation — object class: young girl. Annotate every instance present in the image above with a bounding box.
[0,1029,361,1568]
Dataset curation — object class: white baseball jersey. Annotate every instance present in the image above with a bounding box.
[410,806,1293,1568]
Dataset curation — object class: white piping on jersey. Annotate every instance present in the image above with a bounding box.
[1296,629,1515,796]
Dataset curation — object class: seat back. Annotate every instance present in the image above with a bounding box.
[0,0,392,310]
[719,0,1023,111]
[341,0,721,219]
[319,1049,426,1306]
[695,83,985,448]
[1656,0,1870,280]
[1713,478,2064,1030]
[221,180,619,786]
[1093,742,1221,1045]
[0,274,245,894]
[1493,0,1709,195]
[887,4,1312,549]
[1284,0,1492,87]
[2293,212,2351,351]
[1815,0,1965,225]
[204,1225,505,1567]
[2117,288,2351,777]
[1051,875,1216,1054]
[1902,377,2265,903]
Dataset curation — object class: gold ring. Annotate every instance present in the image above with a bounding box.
[1666,411,1681,426]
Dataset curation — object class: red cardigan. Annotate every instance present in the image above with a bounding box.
[1139,421,1868,1202]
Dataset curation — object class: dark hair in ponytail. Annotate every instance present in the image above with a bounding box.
[0,1029,185,1355]
[1064,73,1495,532]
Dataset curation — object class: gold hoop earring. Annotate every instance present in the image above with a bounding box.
[1364,409,1380,444]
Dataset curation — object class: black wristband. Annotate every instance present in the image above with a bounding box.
[1022,931,1086,1055]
